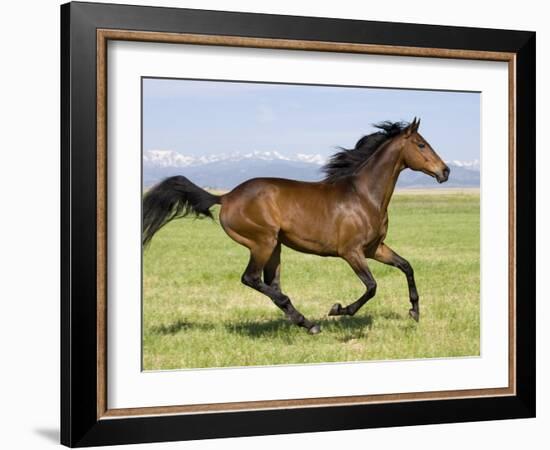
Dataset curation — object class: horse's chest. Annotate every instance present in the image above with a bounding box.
[362,214,389,247]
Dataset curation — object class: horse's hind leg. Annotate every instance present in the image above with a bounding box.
[263,242,281,292]
[243,243,320,334]
[373,243,419,322]
[329,250,377,317]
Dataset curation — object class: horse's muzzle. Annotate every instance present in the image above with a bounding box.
[436,165,450,184]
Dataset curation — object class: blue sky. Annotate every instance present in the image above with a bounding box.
[143,78,480,161]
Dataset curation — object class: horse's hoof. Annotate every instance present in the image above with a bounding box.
[308,324,322,335]
[409,309,420,322]
[328,303,343,316]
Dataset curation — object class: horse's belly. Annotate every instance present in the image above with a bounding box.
[279,230,338,257]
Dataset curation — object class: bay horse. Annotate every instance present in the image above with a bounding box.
[143,118,450,334]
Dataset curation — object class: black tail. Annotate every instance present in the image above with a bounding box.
[143,176,221,246]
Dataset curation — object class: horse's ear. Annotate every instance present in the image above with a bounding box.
[404,117,417,137]
[413,117,421,132]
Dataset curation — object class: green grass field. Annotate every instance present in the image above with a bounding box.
[142,189,480,370]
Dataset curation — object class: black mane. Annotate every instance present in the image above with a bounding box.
[322,121,408,183]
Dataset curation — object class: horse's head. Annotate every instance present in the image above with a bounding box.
[400,118,450,184]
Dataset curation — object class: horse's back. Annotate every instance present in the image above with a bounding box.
[229,177,318,194]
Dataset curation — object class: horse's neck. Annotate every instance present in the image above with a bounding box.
[353,140,403,213]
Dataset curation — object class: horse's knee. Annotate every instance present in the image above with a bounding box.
[398,260,413,277]
[367,280,377,297]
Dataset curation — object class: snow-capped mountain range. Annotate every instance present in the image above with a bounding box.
[143,149,328,168]
[143,149,480,190]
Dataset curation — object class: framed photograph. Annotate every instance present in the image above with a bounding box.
[61,1,536,447]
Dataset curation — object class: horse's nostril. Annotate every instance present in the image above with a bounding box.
[436,166,450,184]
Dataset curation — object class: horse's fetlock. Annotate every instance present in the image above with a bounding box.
[290,312,305,325]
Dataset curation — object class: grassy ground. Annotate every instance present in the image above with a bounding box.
[142,190,480,370]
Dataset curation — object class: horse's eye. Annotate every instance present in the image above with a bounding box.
[418,143,426,149]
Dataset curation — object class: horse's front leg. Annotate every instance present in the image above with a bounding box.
[373,243,420,322]
[328,250,377,316]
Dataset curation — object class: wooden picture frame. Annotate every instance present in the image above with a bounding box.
[61,1,535,447]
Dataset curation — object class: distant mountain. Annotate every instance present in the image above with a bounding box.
[446,159,480,171]
[143,149,326,167]
[143,149,480,190]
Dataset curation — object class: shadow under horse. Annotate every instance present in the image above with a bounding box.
[142,119,450,334]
